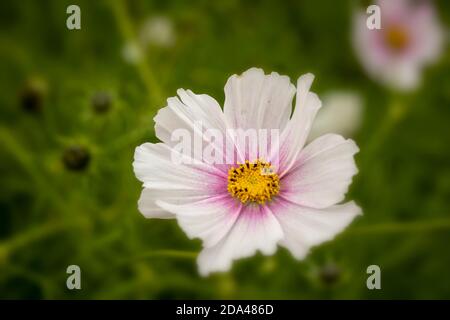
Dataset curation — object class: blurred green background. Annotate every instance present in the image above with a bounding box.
[1,0,450,299]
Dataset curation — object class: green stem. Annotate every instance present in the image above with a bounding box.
[0,219,87,262]
[101,125,148,153]
[109,249,197,271]
[346,218,450,236]
[136,249,197,260]
[108,0,165,105]
[0,126,66,209]
[0,126,41,183]
[363,93,409,161]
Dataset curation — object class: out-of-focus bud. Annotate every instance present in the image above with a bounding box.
[309,91,363,141]
[319,263,341,286]
[139,16,175,48]
[91,91,112,114]
[122,41,143,65]
[19,77,48,114]
[62,145,91,172]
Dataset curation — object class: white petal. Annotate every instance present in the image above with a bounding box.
[277,74,321,175]
[156,195,241,248]
[352,12,390,86]
[197,205,284,276]
[382,61,421,91]
[224,67,295,130]
[133,142,225,190]
[282,134,359,208]
[138,188,210,219]
[413,6,445,64]
[273,200,361,259]
[154,90,229,164]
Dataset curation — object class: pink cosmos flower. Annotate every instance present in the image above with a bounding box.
[353,0,445,91]
[133,68,361,276]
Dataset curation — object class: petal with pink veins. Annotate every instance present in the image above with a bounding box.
[138,188,212,219]
[196,204,284,276]
[276,74,321,176]
[272,199,361,259]
[224,67,296,131]
[156,195,241,248]
[133,142,226,191]
[281,134,359,209]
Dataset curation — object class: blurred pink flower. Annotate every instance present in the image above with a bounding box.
[133,68,361,276]
[353,0,445,91]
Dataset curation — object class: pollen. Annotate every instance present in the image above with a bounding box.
[385,26,409,52]
[227,160,280,205]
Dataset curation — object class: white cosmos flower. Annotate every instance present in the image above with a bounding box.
[308,91,363,142]
[133,68,362,276]
[353,0,445,91]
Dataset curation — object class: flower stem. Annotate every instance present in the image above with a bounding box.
[346,218,450,236]
[0,219,87,263]
[110,249,197,271]
[0,126,71,211]
[108,0,165,105]
[137,249,198,260]
[363,93,409,161]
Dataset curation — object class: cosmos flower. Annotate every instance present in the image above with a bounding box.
[353,0,445,91]
[308,91,363,142]
[133,68,361,276]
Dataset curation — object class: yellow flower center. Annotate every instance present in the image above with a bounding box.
[385,26,409,52]
[227,160,280,205]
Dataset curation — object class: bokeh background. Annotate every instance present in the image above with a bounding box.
[1,0,449,299]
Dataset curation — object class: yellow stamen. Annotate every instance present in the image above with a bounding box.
[227,160,280,205]
[385,26,409,52]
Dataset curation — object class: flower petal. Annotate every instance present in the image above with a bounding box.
[196,205,284,276]
[156,195,241,248]
[272,199,361,259]
[281,134,359,208]
[133,142,226,191]
[138,188,210,219]
[224,67,295,131]
[154,90,230,166]
[276,74,321,175]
